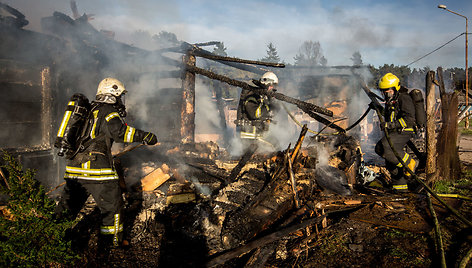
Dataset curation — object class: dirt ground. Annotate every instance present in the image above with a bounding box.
[65,135,472,268]
[459,134,472,165]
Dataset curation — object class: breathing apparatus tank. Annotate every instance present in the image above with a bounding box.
[54,93,91,159]
[409,89,426,130]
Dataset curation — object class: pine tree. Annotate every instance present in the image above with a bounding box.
[260,42,281,63]
[351,51,363,66]
[0,152,78,267]
[213,42,228,56]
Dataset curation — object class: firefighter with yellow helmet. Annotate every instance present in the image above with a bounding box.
[236,71,280,151]
[375,73,418,193]
[55,77,158,247]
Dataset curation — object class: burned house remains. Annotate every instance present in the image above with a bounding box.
[1,3,471,268]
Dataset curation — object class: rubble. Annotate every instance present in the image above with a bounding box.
[58,131,461,267]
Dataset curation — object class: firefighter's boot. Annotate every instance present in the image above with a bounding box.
[392,177,409,193]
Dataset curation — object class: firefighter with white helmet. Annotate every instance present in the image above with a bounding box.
[260,71,278,86]
[55,77,158,248]
[235,71,280,151]
[375,73,418,193]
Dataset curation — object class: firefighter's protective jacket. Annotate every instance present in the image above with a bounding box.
[382,86,416,133]
[236,87,278,139]
[64,103,150,181]
[376,86,417,192]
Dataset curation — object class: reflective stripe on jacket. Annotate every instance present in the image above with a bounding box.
[65,103,150,181]
[384,87,416,132]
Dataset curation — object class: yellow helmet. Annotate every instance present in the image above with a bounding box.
[378,73,400,91]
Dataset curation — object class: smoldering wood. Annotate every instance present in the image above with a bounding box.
[244,242,277,268]
[181,53,196,143]
[207,214,326,267]
[436,67,461,181]
[228,144,258,182]
[187,163,229,184]
[425,71,438,183]
[291,125,308,164]
[220,149,317,250]
[286,153,300,208]
[244,206,308,267]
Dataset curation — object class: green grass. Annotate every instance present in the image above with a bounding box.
[317,233,349,256]
[460,128,472,135]
[385,229,408,239]
[433,176,472,195]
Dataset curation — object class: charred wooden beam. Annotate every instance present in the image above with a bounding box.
[286,152,300,208]
[181,53,196,143]
[0,3,28,28]
[161,42,282,73]
[182,42,284,70]
[244,243,277,268]
[187,163,229,184]
[208,214,326,267]
[192,41,222,47]
[228,143,258,182]
[291,125,308,164]
[190,50,285,68]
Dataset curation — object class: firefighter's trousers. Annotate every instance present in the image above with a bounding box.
[375,131,415,191]
[55,179,124,243]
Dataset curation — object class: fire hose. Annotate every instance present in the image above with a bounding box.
[282,103,371,136]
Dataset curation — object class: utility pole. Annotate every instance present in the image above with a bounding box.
[438,5,469,128]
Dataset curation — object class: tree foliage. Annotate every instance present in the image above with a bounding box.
[213,42,228,56]
[152,31,180,48]
[260,42,281,63]
[351,51,363,66]
[0,152,78,267]
[294,40,327,67]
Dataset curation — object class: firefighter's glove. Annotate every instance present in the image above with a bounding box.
[143,132,158,145]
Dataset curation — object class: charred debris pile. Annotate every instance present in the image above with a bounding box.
[69,127,440,267]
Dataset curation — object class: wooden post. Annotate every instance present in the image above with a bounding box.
[437,67,461,181]
[425,71,438,183]
[41,67,52,147]
[214,81,230,147]
[181,52,196,143]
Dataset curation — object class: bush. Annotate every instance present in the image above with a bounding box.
[0,152,78,267]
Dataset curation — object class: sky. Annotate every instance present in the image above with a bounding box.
[4,0,472,69]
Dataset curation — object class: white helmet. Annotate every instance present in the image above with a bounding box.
[260,71,278,86]
[96,77,127,97]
